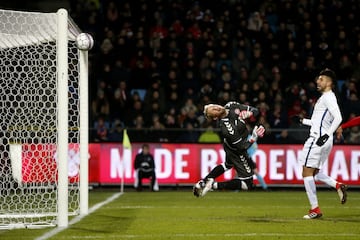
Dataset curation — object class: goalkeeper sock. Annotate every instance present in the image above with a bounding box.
[304,176,318,209]
[206,165,225,179]
[217,179,242,190]
[314,172,336,188]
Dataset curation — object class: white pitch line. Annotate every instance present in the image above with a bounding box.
[101,204,360,210]
[35,192,123,240]
[44,232,360,239]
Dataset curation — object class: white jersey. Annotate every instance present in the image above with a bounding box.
[299,90,342,169]
[304,91,342,137]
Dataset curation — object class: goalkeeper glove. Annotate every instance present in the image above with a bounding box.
[239,110,253,120]
[316,134,329,146]
[249,125,265,143]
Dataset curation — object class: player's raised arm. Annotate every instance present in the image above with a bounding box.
[224,101,259,120]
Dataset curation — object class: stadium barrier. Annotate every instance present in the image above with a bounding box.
[16,143,360,187]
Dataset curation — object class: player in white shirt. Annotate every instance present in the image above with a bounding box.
[299,68,347,219]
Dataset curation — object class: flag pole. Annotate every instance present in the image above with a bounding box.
[121,129,131,193]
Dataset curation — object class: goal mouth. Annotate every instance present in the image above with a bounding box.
[0,8,87,229]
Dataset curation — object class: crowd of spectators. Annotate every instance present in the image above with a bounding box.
[69,0,360,143]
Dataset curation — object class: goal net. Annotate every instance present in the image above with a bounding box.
[0,9,88,229]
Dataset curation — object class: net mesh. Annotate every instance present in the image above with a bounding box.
[0,9,81,228]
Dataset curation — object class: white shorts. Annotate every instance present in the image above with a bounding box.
[299,136,333,169]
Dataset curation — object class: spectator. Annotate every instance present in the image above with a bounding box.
[181,107,200,129]
[198,82,216,103]
[178,98,198,126]
[126,100,144,127]
[166,90,181,111]
[164,108,179,129]
[268,103,288,129]
[181,70,200,94]
[217,82,234,106]
[108,120,124,142]
[110,59,130,88]
[99,38,115,64]
[343,92,360,121]
[216,52,232,79]
[91,89,110,121]
[232,49,250,80]
[247,11,263,41]
[238,91,249,105]
[187,22,202,40]
[133,115,145,130]
[65,0,360,143]
[129,50,151,90]
[110,81,130,121]
[340,79,358,104]
[93,116,109,142]
[105,1,119,29]
[150,19,168,40]
[170,19,184,36]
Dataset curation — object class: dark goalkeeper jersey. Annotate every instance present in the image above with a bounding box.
[221,101,259,152]
[220,102,259,178]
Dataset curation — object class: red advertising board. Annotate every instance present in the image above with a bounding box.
[88,143,360,186]
[19,143,360,186]
[21,143,80,183]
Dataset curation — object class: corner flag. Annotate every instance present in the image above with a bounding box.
[121,129,131,193]
[123,129,131,149]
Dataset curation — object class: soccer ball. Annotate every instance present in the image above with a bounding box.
[75,33,94,51]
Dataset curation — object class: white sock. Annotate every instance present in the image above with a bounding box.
[314,172,337,188]
[303,176,318,209]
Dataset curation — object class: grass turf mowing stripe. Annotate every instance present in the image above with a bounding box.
[35,192,123,240]
[43,232,360,239]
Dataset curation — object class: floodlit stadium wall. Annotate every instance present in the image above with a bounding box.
[16,143,360,187]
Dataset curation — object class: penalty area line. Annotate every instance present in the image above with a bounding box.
[35,192,123,240]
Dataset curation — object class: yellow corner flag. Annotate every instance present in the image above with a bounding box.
[122,129,131,149]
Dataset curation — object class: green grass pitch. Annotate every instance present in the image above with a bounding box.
[1,188,360,240]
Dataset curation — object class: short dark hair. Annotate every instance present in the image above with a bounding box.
[319,68,336,82]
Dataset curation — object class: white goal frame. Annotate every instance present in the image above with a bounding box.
[0,8,89,229]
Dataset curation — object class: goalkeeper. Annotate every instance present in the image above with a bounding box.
[193,101,265,197]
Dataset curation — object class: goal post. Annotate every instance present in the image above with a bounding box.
[0,8,89,229]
